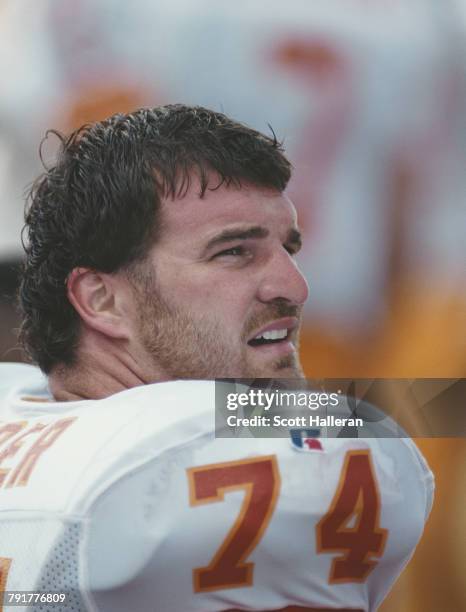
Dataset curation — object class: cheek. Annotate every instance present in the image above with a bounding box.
[172,274,254,309]
[200,285,251,322]
[156,259,257,326]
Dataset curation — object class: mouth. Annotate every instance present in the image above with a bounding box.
[247,317,298,356]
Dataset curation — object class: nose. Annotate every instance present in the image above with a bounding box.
[257,249,309,306]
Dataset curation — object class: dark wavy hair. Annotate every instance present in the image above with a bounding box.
[19,104,292,373]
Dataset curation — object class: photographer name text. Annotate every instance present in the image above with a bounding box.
[226,415,363,428]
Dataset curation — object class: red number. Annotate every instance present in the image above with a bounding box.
[187,455,280,592]
[0,558,12,611]
[189,450,387,593]
[316,450,388,582]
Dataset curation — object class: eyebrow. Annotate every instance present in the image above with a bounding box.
[202,225,302,256]
[202,226,270,255]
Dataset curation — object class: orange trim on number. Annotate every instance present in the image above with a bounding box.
[187,455,280,592]
[316,450,388,583]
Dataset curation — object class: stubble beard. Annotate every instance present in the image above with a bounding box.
[131,273,305,381]
[137,298,239,380]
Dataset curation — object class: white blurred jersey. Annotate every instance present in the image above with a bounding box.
[0,364,434,612]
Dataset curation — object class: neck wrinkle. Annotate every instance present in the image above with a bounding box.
[48,331,171,401]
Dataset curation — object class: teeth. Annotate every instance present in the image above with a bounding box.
[254,328,288,341]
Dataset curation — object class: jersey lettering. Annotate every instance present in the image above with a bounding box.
[0,418,77,488]
[0,423,46,487]
[0,422,27,446]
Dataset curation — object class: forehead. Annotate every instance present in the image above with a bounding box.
[158,183,298,244]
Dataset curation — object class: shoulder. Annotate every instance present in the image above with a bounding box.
[0,362,46,415]
[63,380,217,508]
[96,379,216,431]
[0,362,43,389]
[348,399,435,520]
[0,378,217,514]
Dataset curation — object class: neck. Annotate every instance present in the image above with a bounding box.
[48,331,171,401]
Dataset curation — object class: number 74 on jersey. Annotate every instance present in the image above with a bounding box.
[187,450,388,592]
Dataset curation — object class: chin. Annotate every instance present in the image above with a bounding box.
[273,367,305,380]
[245,358,305,380]
[275,361,306,380]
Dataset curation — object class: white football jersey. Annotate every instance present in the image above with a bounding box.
[0,363,434,612]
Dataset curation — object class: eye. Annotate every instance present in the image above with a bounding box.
[212,246,247,259]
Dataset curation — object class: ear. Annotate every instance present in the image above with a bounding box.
[67,268,132,339]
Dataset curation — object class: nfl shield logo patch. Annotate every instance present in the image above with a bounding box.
[290,428,324,452]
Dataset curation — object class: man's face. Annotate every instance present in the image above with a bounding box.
[131,182,309,380]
